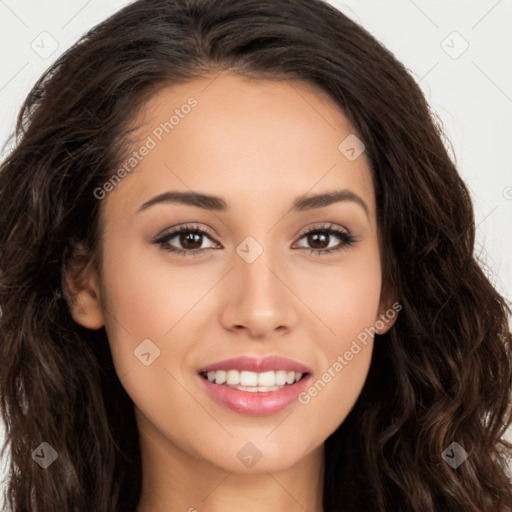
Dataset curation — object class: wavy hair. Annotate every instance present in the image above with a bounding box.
[1,0,511,510]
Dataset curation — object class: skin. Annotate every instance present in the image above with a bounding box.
[67,72,398,512]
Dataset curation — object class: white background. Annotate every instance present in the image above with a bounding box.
[1,0,511,503]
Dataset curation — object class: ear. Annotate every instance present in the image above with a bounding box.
[62,243,105,330]
[375,279,400,335]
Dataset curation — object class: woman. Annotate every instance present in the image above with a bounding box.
[1,0,511,510]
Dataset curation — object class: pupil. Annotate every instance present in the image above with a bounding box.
[181,232,201,249]
[309,233,328,249]
[178,231,330,251]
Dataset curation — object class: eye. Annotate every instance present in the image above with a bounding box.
[152,224,219,256]
[152,222,358,256]
[294,223,358,255]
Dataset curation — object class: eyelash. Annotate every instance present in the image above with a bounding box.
[152,223,358,257]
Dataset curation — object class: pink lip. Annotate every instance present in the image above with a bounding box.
[197,355,312,416]
[198,355,312,374]
[197,373,311,416]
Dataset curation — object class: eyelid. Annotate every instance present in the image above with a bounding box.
[152,223,219,250]
[293,223,357,253]
[295,223,351,242]
[152,222,358,256]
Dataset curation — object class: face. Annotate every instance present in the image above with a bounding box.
[69,72,397,474]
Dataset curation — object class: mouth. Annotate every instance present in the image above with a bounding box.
[199,369,309,392]
[197,355,312,415]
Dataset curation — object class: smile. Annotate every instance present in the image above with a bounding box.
[200,369,306,391]
[197,356,312,415]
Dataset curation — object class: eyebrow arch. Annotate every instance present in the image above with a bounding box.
[138,189,369,218]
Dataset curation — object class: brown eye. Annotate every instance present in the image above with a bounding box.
[178,231,204,250]
[294,224,357,255]
[153,225,218,255]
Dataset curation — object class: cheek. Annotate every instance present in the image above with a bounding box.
[97,246,208,432]
[296,243,381,428]
[97,241,202,376]
[298,301,377,441]
[300,239,382,346]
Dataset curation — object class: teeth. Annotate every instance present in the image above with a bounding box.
[211,370,226,384]
[240,370,258,386]
[233,384,282,392]
[275,370,287,385]
[204,369,304,387]
[258,371,275,387]
[226,370,239,385]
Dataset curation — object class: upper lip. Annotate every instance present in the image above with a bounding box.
[198,355,312,374]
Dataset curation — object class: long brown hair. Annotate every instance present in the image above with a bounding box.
[1,0,511,510]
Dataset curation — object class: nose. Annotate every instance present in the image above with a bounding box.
[219,243,298,339]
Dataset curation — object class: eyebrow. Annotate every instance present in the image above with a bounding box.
[138,189,369,217]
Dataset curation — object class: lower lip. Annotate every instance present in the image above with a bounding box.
[198,374,311,416]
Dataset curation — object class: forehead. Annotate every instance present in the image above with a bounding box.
[103,73,375,220]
